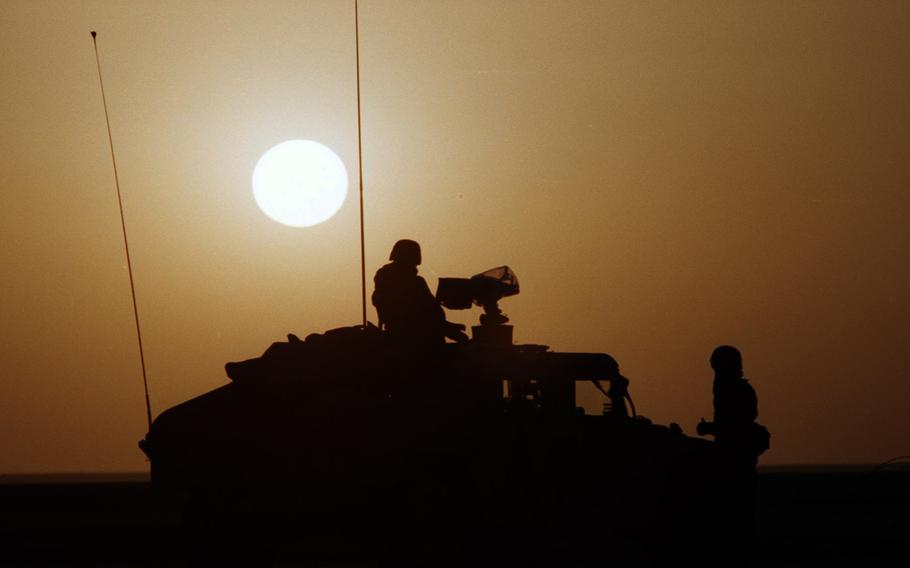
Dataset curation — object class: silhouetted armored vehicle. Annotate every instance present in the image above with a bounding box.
[140,267,722,566]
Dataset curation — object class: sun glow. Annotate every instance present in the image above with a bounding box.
[252,140,348,227]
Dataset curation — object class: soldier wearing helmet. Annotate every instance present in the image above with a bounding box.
[372,239,467,346]
[697,345,764,464]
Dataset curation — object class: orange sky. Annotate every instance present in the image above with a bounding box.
[2,0,909,473]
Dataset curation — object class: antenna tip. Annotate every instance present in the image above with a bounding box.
[90,31,97,38]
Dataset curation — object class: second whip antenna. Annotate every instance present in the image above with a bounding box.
[354,0,367,327]
[90,31,153,431]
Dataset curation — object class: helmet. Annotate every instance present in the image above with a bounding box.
[710,345,742,376]
[389,239,421,266]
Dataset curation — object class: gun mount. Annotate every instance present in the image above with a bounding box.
[437,266,520,345]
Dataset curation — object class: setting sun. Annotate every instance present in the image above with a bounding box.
[252,139,348,228]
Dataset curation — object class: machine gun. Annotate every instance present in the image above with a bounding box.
[437,266,633,418]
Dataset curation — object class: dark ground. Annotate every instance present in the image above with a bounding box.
[1,466,907,567]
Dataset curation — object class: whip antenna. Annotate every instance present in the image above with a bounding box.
[354,1,367,327]
[90,31,153,431]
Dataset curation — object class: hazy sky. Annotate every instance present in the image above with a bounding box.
[2,0,909,473]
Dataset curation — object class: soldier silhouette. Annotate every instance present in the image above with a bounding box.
[696,345,769,567]
[698,347,753,456]
[372,239,468,347]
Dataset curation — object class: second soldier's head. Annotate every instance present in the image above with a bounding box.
[710,345,743,379]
